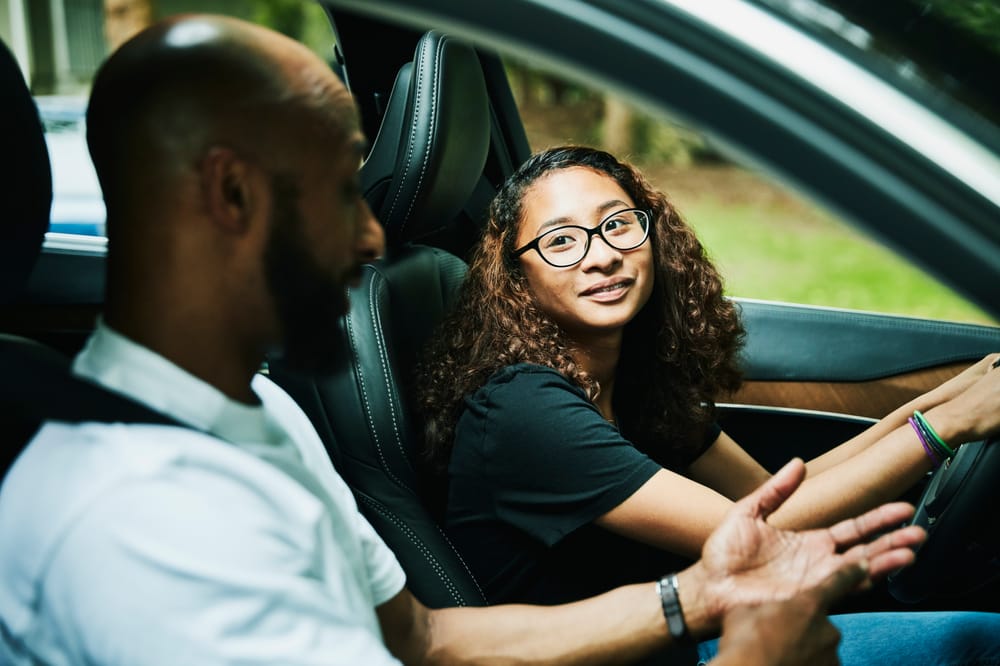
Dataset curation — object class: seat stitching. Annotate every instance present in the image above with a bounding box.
[347,271,403,488]
[358,494,465,606]
[367,272,410,474]
[388,35,446,234]
[385,36,432,226]
[398,35,445,232]
[432,523,487,601]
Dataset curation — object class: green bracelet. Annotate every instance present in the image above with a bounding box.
[913,410,955,458]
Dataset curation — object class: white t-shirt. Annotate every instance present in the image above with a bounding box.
[0,322,406,665]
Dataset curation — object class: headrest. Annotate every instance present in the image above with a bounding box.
[361,31,490,245]
[0,41,52,304]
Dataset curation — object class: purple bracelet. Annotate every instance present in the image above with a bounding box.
[909,416,941,468]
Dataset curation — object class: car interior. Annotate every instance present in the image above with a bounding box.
[3,2,1000,620]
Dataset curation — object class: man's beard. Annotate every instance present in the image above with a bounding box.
[263,175,352,377]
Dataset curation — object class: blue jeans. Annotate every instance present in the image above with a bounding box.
[696,611,1000,665]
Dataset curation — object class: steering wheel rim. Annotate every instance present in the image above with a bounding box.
[888,437,1000,603]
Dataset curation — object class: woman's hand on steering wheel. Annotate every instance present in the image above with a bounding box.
[924,353,1000,408]
[927,361,1000,446]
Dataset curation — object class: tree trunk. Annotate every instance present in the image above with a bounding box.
[602,96,633,155]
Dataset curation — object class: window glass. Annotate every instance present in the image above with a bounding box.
[749,0,1000,149]
[507,57,995,325]
[9,0,334,238]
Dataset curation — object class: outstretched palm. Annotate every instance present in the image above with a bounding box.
[698,458,925,614]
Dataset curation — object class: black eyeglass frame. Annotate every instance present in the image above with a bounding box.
[512,208,652,268]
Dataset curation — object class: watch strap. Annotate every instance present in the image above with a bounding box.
[657,573,690,642]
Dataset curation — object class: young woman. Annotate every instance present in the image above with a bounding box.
[419,146,1000,664]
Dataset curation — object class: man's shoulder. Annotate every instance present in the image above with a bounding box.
[0,423,395,666]
[0,421,323,557]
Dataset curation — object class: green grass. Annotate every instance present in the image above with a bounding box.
[683,199,997,325]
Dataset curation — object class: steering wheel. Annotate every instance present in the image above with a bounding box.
[888,437,1000,603]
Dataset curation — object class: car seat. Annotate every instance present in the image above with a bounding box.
[0,39,60,466]
[0,42,51,305]
[0,40,188,474]
[270,31,495,608]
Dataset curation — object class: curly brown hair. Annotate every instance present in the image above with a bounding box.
[419,146,744,472]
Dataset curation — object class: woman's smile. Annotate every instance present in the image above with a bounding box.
[579,276,634,302]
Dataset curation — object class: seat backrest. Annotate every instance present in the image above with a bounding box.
[0,40,50,305]
[274,246,478,606]
[0,42,172,470]
[271,30,492,608]
[360,30,490,246]
[0,40,59,469]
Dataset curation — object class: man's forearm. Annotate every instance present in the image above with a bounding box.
[420,572,717,666]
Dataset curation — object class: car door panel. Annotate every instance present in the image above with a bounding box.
[737,299,999,382]
[722,299,999,467]
[733,362,968,420]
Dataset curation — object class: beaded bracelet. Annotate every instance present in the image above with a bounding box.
[912,410,955,460]
[909,416,942,468]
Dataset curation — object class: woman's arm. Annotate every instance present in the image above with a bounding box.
[596,426,917,554]
[687,431,771,500]
[681,419,933,531]
[607,358,1000,547]
[771,366,1000,528]
[802,352,999,476]
[685,356,1000,501]
[594,466,735,558]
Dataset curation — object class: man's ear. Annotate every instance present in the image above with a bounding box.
[199,146,261,234]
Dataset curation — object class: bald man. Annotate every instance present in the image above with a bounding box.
[0,15,925,666]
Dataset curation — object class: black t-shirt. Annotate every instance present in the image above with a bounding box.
[446,363,721,606]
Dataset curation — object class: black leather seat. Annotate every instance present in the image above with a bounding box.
[0,39,59,467]
[0,40,50,305]
[270,31,493,608]
[0,41,184,472]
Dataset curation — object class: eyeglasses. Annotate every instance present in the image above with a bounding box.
[513,208,651,268]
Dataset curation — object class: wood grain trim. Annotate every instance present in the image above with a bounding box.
[727,362,969,420]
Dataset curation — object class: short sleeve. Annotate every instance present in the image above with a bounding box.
[355,506,408,606]
[42,468,402,666]
[253,374,406,607]
[452,365,662,546]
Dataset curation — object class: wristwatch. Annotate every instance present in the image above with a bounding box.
[657,573,690,642]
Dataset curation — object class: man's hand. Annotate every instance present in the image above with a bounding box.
[713,564,866,666]
[684,458,925,631]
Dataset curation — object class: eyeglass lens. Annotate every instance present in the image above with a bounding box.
[539,210,648,266]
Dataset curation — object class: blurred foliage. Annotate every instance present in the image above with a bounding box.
[160,1,334,58]
[505,57,724,166]
[688,197,995,324]
[629,117,721,167]
[252,0,334,58]
[252,0,304,36]
[921,0,1000,54]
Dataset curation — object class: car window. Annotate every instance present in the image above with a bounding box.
[749,0,1000,151]
[12,0,335,239]
[506,56,995,326]
[36,95,105,237]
